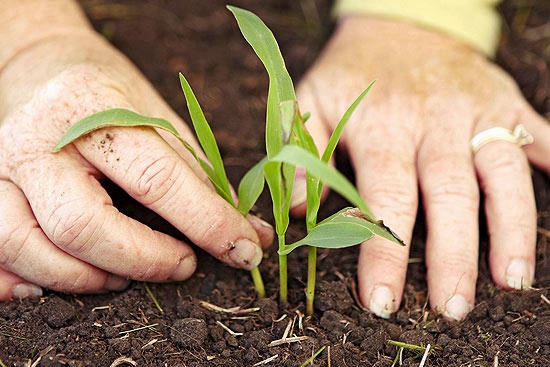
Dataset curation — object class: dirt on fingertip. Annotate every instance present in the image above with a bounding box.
[1,1,548,366]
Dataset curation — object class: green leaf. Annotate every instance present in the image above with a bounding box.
[272,145,372,216]
[53,108,184,152]
[271,145,404,245]
[321,82,374,164]
[179,73,234,206]
[264,161,288,236]
[325,207,406,246]
[310,83,374,225]
[227,5,295,159]
[279,100,297,145]
[279,215,374,255]
[237,157,267,215]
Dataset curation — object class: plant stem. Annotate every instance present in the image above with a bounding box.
[250,267,266,298]
[298,345,326,367]
[306,246,317,315]
[278,235,288,302]
[143,283,164,314]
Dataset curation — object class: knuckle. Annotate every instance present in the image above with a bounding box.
[423,156,478,210]
[366,180,418,219]
[127,231,174,281]
[481,148,525,175]
[130,257,170,281]
[48,269,101,294]
[0,224,34,268]
[48,204,98,254]
[189,212,228,248]
[429,178,479,211]
[130,155,181,206]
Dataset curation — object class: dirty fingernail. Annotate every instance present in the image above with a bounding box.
[172,254,197,281]
[228,239,263,270]
[506,258,532,289]
[369,285,396,319]
[12,283,43,299]
[104,274,131,291]
[290,171,307,209]
[443,294,473,321]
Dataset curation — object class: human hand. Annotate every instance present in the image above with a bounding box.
[0,29,272,300]
[293,17,550,320]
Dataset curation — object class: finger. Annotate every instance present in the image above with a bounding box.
[0,179,129,295]
[521,105,550,172]
[0,268,42,301]
[247,215,274,250]
[146,98,274,246]
[474,134,537,290]
[73,126,263,270]
[347,107,419,319]
[10,153,199,281]
[418,121,479,321]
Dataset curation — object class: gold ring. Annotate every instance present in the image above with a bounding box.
[470,124,534,154]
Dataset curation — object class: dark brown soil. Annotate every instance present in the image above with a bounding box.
[1,1,549,366]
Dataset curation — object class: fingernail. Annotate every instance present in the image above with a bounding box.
[443,294,473,321]
[369,286,396,319]
[290,171,307,209]
[104,275,131,291]
[12,283,43,299]
[506,258,532,289]
[172,255,197,281]
[228,239,263,271]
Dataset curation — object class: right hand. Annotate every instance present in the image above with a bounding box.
[0,30,272,300]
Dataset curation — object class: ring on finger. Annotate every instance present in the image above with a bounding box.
[470,124,534,154]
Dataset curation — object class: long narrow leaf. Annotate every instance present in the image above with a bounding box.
[228,5,295,158]
[271,145,404,245]
[179,73,234,206]
[53,108,183,152]
[272,145,372,216]
[237,157,267,215]
[321,82,374,163]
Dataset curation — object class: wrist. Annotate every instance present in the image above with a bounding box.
[0,0,92,69]
[0,31,131,116]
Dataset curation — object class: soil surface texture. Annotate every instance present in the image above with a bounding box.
[1,1,549,366]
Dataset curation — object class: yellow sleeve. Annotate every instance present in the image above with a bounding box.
[333,0,502,57]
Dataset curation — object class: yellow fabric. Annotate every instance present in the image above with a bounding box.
[333,0,502,57]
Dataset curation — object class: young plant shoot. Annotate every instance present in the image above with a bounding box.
[227,5,298,302]
[227,6,403,311]
[53,5,404,313]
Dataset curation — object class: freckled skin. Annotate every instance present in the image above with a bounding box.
[294,16,549,319]
[0,1,271,299]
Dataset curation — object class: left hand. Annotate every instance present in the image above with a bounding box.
[292,16,550,320]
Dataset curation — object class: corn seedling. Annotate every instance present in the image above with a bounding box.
[53,5,403,310]
[227,6,403,306]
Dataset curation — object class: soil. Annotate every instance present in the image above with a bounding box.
[1,1,549,366]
